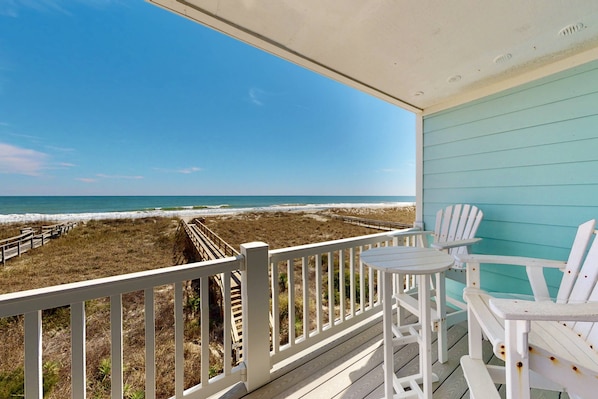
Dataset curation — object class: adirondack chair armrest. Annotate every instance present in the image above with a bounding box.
[431,237,481,250]
[386,228,430,237]
[455,254,565,269]
[457,254,566,299]
[490,298,598,322]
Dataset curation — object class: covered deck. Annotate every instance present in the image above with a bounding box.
[237,319,564,399]
[0,229,568,399]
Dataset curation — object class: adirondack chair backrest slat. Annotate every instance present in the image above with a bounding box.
[556,219,597,303]
[454,204,471,241]
[569,234,598,342]
[435,204,483,257]
[436,205,453,243]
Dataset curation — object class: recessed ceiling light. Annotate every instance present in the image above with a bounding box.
[447,75,461,83]
[493,53,512,64]
[414,91,424,96]
[559,22,586,37]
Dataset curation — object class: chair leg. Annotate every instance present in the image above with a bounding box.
[436,271,448,363]
[467,301,483,361]
[504,320,531,399]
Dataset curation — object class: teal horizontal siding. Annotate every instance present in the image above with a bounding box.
[422,59,598,296]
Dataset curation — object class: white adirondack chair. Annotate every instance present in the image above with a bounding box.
[390,204,483,363]
[459,219,598,399]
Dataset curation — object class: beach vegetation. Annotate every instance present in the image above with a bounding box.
[0,207,414,398]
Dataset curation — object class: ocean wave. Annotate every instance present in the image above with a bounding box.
[0,202,414,224]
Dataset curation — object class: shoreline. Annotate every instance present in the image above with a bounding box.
[0,201,415,224]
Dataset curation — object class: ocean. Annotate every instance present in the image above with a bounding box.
[0,196,415,223]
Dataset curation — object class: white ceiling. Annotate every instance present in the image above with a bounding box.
[149,0,598,113]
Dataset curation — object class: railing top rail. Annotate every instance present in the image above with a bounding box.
[0,231,35,246]
[192,218,239,256]
[0,255,242,318]
[269,230,395,262]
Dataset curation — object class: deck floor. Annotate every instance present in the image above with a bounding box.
[240,320,568,399]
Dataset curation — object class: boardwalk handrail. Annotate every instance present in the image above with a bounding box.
[0,230,34,246]
[182,220,245,357]
[330,214,413,230]
[191,218,238,256]
[0,222,76,265]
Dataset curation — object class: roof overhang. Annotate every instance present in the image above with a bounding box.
[148,0,598,114]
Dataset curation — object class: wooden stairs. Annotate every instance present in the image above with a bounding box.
[182,219,244,360]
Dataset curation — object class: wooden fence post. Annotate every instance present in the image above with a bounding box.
[240,242,271,392]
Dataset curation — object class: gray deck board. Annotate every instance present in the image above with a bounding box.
[237,320,566,399]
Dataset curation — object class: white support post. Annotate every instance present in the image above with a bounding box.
[24,310,43,399]
[241,242,271,392]
[415,112,424,227]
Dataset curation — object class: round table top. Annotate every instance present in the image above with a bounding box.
[360,246,454,274]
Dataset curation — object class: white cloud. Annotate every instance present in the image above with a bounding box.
[178,167,202,174]
[96,173,143,180]
[76,177,96,183]
[154,166,203,174]
[249,88,265,106]
[0,0,70,17]
[0,142,48,176]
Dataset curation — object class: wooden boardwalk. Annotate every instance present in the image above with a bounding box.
[182,219,244,358]
[0,223,75,265]
[236,319,567,399]
[330,215,413,231]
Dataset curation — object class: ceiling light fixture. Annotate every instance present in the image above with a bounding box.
[447,75,461,83]
[559,22,586,37]
[414,91,424,96]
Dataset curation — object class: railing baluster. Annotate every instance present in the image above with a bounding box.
[223,272,232,373]
[271,261,280,353]
[369,260,375,309]
[339,250,345,321]
[359,247,366,314]
[71,302,86,399]
[302,256,308,339]
[144,288,156,399]
[349,247,355,317]
[315,254,322,332]
[174,282,184,397]
[288,259,295,344]
[24,310,43,399]
[110,295,123,399]
[328,251,334,327]
[201,277,209,384]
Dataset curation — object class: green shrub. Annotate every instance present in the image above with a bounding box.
[0,361,59,398]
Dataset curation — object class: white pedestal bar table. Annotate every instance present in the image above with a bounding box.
[361,246,454,399]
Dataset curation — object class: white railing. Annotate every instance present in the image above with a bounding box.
[0,232,420,399]
[268,230,418,364]
[0,255,246,399]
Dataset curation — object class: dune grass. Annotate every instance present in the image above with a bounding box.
[0,207,414,398]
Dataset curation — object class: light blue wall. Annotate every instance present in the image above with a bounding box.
[423,59,598,296]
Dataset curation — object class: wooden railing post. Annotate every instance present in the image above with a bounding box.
[240,242,270,392]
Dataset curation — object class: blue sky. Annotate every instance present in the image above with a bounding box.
[0,0,415,196]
